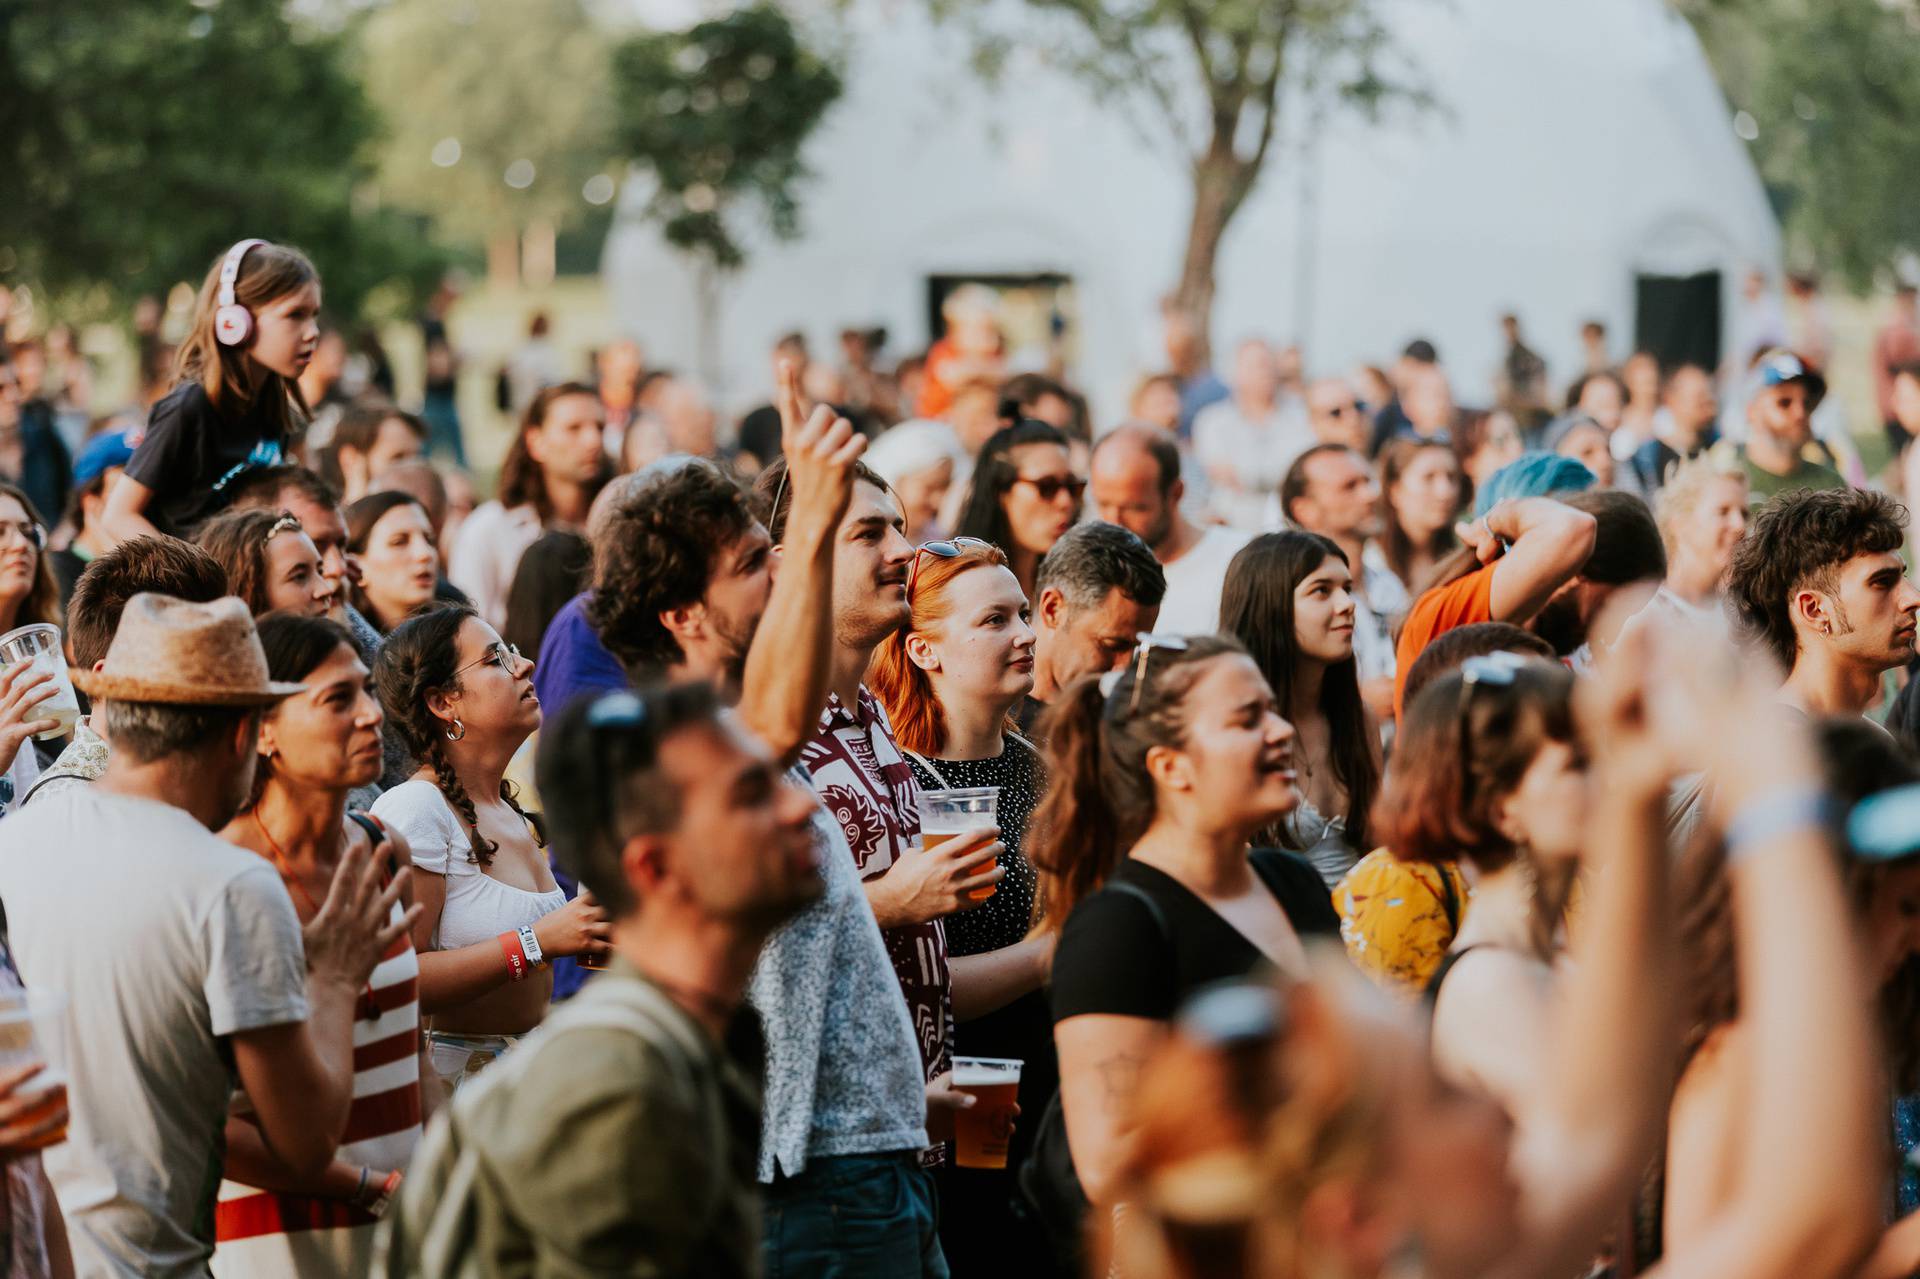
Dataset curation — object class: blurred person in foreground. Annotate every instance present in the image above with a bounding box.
[1107,621,1882,1279]
[378,680,821,1277]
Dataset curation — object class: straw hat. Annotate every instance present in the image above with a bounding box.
[73,593,305,707]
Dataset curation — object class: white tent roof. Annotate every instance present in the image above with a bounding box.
[604,0,1781,420]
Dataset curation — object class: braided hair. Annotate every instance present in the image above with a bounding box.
[373,603,543,867]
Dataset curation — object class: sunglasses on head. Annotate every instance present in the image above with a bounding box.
[1848,783,1920,863]
[907,536,992,601]
[1118,632,1190,714]
[1014,474,1086,503]
[1454,652,1532,807]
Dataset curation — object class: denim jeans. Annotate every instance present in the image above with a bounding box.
[763,1152,949,1279]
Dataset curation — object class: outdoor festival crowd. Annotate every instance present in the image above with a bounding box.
[4,239,1920,1279]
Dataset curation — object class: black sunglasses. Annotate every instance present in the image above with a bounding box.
[1014,474,1086,503]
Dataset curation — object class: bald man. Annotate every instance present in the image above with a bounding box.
[1089,424,1251,633]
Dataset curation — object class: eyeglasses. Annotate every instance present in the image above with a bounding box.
[906,536,992,601]
[1454,652,1530,809]
[1126,632,1189,714]
[454,641,522,678]
[1013,474,1086,503]
[0,520,45,551]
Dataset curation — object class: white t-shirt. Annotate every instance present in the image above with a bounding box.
[1158,526,1255,635]
[1191,397,1314,530]
[372,779,565,953]
[447,501,544,630]
[0,789,308,1278]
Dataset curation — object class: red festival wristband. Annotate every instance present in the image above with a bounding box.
[498,930,529,981]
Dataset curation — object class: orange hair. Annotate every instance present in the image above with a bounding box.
[868,540,1010,756]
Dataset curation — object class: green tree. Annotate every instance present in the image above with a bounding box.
[360,0,617,271]
[0,0,444,320]
[930,0,1416,357]
[611,4,844,272]
[1679,0,1920,289]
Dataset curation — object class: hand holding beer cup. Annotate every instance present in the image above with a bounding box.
[0,1061,66,1156]
[869,826,1006,925]
[948,1057,1023,1168]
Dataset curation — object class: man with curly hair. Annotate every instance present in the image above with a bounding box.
[1727,485,1920,718]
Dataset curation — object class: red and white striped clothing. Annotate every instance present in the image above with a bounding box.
[211,905,421,1277]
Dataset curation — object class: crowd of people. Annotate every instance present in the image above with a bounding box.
[1,236,1920,1279]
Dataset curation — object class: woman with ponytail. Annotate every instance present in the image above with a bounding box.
[868,536,1053,1273]
[1025,633,1339,1259]
[371,604,608,1091]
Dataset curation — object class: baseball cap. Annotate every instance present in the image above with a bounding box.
[72,427,140,487]
[1746,350,1827,411]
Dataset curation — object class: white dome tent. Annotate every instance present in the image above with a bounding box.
[603,0,1781,422]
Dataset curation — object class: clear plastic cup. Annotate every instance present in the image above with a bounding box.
[917,787,1000,901]
[0,624,80,741]
[0,989,68,1148]
[951,1056,1022,1168]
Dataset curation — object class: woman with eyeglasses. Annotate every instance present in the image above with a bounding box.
[1024,633,1339,1262]
[867,537,1054,1274]
[195,508,340,619]
[212,613,425,1275]
[0,483,67,818]
[372,605,609,1091]
[954,420,1084,599]
[344,492,440,636]
[1219,531,1381,890]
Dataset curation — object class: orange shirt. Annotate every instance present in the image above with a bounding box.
[1393,564,1496,721]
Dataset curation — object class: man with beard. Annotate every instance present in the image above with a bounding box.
[1730,487,1920,720]
[1394,491,1669,718]
[1019,520,1164,739]
[1088,423,1250,632]
[598,373,982,1276]
[1281,444,1408,719]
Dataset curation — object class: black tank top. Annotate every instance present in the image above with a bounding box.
[1423,944,1487,1012]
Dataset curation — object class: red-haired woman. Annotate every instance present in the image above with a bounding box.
[868,537,1052,1273]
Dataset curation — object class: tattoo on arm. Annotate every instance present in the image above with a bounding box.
[1096,1052,1146,1113]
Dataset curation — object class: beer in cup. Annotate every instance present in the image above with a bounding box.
[915,786,1001,901]
[0,989,68,1149]
[951,1056,1022,1169]
[0,624,80,741]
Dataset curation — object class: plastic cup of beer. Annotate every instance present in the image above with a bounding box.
[952,1056,1022,1169]
[0,989,68,1149]
[0,624,80,741]
[916,787,1000,901]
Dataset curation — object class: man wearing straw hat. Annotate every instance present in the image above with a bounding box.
[0,593,415,1277]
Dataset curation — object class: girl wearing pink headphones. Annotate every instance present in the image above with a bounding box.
[104,240,322,541]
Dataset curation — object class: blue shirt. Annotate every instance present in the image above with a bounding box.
[535,594,630,1000]
[1177,371,1228,440]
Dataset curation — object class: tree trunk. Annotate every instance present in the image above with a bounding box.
[1172,147,1248,367]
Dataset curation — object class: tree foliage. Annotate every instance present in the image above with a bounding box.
[611,4,844,272]
[360,0,617,248]
[1679,0,1920,290]
[928,0,1419,354]
[0,0,445,321]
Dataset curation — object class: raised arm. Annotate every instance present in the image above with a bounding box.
[737,361,863,765]
[1461,497,1596,624]
[99,474,165,546]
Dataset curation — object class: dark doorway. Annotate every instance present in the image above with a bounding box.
[925,272,1076,356]
[1634,271,1722,373]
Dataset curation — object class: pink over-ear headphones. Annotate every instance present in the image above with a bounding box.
[213,239,268,347]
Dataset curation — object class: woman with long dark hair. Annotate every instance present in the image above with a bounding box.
[1027,634,1338,1260]
[1376,437,1462,595]
[1219,531,1381,888]
[954,420,1083,598]
[371,605,608,1091]
[345,493,439,636]
[195,508,338,619]
[213,613,423,1275]
[448,382,611,628]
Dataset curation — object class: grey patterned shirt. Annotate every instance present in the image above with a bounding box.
[746,767,929,1181]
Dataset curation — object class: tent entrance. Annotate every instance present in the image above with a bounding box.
[1634,271,1722,373]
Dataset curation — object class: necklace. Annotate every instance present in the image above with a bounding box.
[254,809,382,1021]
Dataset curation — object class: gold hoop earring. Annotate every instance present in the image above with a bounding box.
[445,718,465,742]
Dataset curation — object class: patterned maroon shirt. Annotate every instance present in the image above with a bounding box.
[800,688,951,1086]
